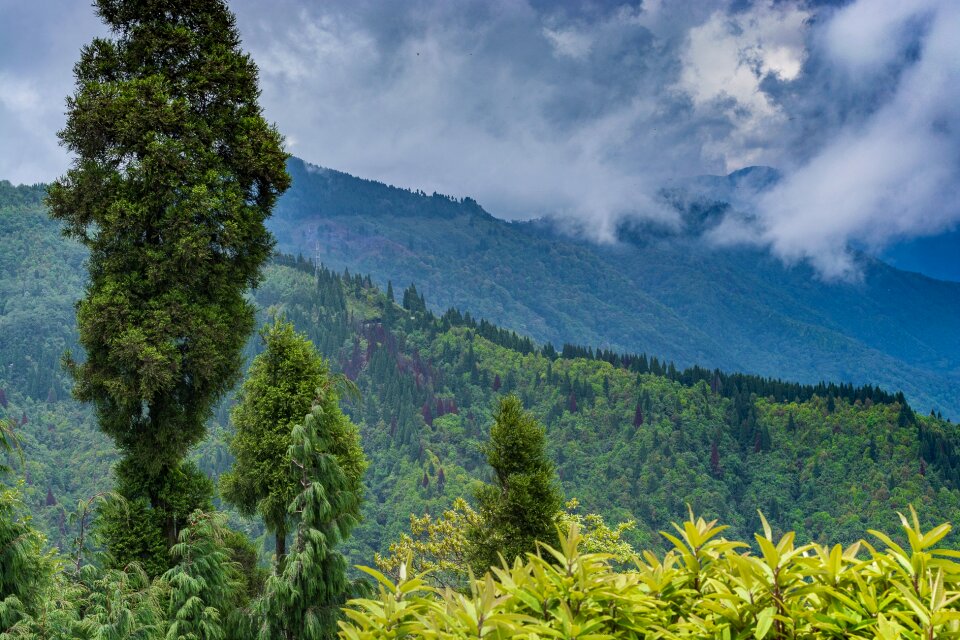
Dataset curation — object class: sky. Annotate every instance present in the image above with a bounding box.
[1,0,958,280]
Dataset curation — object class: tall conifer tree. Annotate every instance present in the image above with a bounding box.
[468,395,563,575]
[47,0,289,563]
[221,317,326,568]
[256,375,367,640]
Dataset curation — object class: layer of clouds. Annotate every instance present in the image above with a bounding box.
[711,0,960,278]
[0,0,957,275]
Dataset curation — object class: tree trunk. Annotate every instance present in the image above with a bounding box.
[165,514,178,548]
[276,529,287,571]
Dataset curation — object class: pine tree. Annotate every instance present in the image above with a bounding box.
[47,0,290,562]
[256,374,367,640]
[163,511,239,640]
[468,395,563,575]
[221,318,326,570]
[0,485,52,630]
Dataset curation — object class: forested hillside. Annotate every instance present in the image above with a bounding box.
[270,158,960,418]
[4,184,960,565]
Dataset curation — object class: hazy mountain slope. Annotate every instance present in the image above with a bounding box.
[4,189,960,562]
[883,228,960,282]
[270,158,960,416]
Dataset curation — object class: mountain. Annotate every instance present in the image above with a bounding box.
[4,185,960,563]
[268,158,960,418]
[882,229,960,283]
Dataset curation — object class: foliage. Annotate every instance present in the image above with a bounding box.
[163,511,239,640]
[341,510,960,640]
[0,484,53,634]
[7,240,960,566]
[98,460,214,577]
[467,395,564,575]
[377,497,635,590]
[274,157,960,418]
[221,316,328,567]
[558,498,636,562]
[375,497,482,590]
[45,0,289,558]
[255,373,368,640]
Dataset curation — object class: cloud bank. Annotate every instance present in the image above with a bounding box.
[0,0,957,276]
[714,0,960,278]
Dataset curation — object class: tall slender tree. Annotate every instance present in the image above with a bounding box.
[468,395,563,575]
[256,373,367,640]
[46,0,289,563]
[0,424,52,632]
[221,317,326,569]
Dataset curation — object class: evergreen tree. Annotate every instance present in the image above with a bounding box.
[468,395,563,575]
[221,318,326,569]
[163,511,238,640]
[0,423,51,631]
[47,0,290,561]
[256,373,367,640]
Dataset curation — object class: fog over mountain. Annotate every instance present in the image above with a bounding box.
[1,0,958,278]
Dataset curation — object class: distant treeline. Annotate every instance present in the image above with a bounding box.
[275,252,905,411]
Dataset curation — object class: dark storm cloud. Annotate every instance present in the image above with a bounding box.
[1,0,957,276]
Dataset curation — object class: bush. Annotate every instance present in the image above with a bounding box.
[340,508,960,639]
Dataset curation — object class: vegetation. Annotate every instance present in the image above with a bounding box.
[255,379,367,639]
[342,509,960,639]
[5,213,960,561]
[221,316,328,569]
[6,2,957,638]
[46,0,289,565]
[467,395,563,575]
[273,157,960,418]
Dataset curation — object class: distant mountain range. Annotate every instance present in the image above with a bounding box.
[4,187,960,557]
[269,158,960,417]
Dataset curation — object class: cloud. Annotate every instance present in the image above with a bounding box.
[0,0,957,277]
[542,26,593,59]
[676,2,810,171]
[0,0,104,185]
[714,0,960,279]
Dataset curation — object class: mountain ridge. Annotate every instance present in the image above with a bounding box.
[269,157,960,417]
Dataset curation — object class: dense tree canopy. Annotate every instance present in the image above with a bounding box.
[468,395,563,574]
[221,317,327,567]
[45,0,289,556]
[257,373,367,640]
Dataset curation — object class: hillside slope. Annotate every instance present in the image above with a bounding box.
[270,158,960,417]
[4,188,960,563]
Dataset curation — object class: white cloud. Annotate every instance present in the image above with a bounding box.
[542,26,593,59]
[823,0,937,73]
[727,0,960,279]
[677,2,810,171]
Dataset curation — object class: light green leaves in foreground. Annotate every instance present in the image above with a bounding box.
[340,507,960,639]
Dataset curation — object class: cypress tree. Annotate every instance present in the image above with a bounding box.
[468,395,563,575]
[221,317,326,570]
[47,0,290,561]
[633,402,644,427]
[163,511,238,640]
[0,426,51,629]
[256,374,367,640]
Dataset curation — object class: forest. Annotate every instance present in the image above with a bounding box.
[3,1,960,638]
[5,184,960,636]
